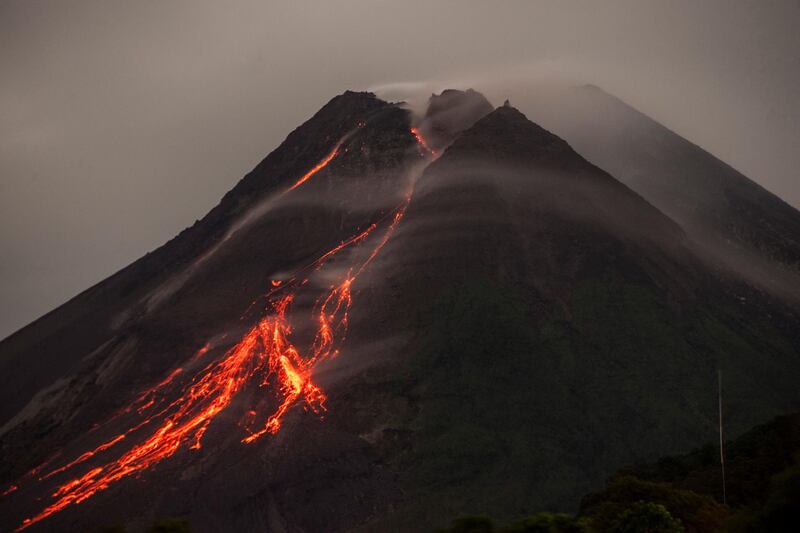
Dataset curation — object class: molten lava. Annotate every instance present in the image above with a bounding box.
[287,142,342,192]
[411,127,437,156]
[14,127,432,531]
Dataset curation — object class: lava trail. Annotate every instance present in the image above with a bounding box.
[411,127,437,156]
[14,128,433,531]
[287,142,343,192]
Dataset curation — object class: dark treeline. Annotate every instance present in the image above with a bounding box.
[438,412,800,532]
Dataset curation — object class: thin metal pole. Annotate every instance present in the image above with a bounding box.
[718,369,727,505]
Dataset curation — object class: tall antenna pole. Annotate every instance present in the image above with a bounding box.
[718,369,727,505]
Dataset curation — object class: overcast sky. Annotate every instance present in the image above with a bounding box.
[1,0,798,339]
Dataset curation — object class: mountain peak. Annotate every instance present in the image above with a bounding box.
[424,88,491,118]
[417,88,493,150]
[331,89,382,107]
[302,90,387,128]
[421,101,687,245]
[438,103,572,164]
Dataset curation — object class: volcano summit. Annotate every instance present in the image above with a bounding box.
[1,89,799,532]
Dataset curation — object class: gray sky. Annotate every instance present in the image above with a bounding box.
[1,0,798,339]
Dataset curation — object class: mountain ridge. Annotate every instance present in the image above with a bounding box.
[519,83,800,300]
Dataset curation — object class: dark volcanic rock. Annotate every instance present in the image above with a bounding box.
[334,105,800,530]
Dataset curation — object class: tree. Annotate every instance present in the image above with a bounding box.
[610,502,684,533]
[581,476,726,532]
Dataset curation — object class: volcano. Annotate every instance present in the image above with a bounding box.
[1,89,799,532]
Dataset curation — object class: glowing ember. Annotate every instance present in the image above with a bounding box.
[411,127,437,156]
[287,143,342,192]
[14,128,432,531]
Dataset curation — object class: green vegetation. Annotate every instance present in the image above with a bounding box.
[438,413,800,532]
[609,502,683,533]
[580,476,725,532]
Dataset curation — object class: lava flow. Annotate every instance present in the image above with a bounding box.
[287,141,343,192]
[411,127,437,156]
[14,126,432,532]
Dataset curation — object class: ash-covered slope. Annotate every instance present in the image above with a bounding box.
[337,105,800,530]
[0,90,798,533]
[520,84,800,300]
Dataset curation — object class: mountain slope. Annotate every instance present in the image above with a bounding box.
[334,105,800,530]
[0,91,394,420]
[518,84,800,300]
[0,90,432,532]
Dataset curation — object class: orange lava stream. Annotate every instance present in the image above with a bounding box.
[411,127,437,156]
[15,128,431,531]
[39,435,126,481]
[287,143,342,192]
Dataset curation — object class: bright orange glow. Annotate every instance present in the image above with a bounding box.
[189,343,210,363]
[40,435,126,481]
[14,128,433,531]
[411,127,436,156]
[287,143,342,192]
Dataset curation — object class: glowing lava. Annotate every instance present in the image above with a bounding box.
[287,142,343,192]
[14,127,432,531]
[411,127,437,156]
